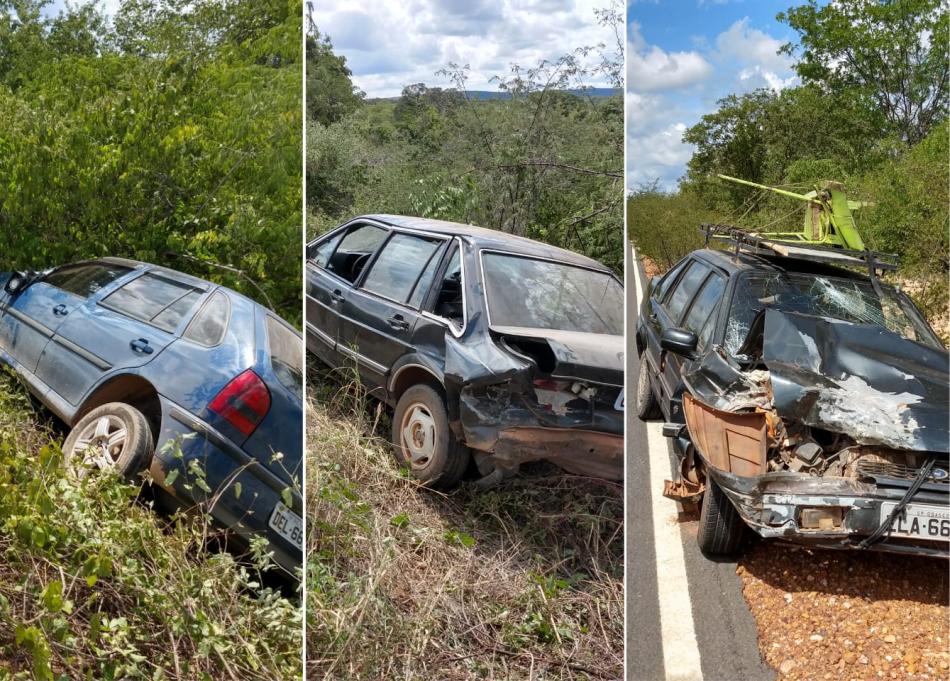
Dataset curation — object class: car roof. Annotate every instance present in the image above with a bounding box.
[692,248,872,282]
[94,257,214,289]
[361,214,612,271]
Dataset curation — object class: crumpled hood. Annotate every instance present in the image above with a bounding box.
[762,308,949,453]
[492,326,623,386]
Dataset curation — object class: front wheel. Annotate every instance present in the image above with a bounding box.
[635,360,661,420]
[697,476,746,556]
[392,384,469,490]
[63,402,154,480]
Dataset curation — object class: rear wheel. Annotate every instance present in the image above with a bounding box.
[635,360,661,420]
[392,384,469,490]
[697,476,746,556]
[63,402,154,480]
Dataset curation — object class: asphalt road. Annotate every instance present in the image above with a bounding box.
[625,246,775,681]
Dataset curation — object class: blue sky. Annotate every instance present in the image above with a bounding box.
[316,0,617,98]
[626,0,803,191]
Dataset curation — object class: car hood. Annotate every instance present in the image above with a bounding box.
[762,309,949,453]
[492,326,624,386]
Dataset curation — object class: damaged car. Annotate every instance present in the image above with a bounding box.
[0,259,303,576]
[635,244,949,558]
[306,215,624,487]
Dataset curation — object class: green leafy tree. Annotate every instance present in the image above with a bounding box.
[778,0,949,144]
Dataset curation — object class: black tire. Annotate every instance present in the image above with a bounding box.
[697,476,746,556]
[63,402,154,481]
[392,384,469,490]
[635,360,661,420]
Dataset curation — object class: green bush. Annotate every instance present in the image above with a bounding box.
[0,372,302,680]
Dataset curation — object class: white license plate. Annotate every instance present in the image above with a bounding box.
[614,389,624,411]
[881,502,950,542]
[268,501,303,549]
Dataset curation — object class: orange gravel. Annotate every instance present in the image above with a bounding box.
[738,542,949,680]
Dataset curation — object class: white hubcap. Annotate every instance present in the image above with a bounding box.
[400,403,436,470]
[72,415,128,475]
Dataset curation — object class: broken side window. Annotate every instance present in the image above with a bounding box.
[429,246,464,328]
[361,233,443,304]
[326,224,388,283]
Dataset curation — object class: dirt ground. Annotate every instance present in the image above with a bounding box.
[738,543,950,680]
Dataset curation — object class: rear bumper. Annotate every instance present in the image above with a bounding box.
[709,468,950,559]
[153,395,303,577]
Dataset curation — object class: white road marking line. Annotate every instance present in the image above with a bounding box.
[631,247,704,681]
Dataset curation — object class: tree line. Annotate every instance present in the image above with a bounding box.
[0,0,302,324]
[306,1,625,273]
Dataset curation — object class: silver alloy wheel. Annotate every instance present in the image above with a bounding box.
[70,414,128,476]
[400,402,437,470]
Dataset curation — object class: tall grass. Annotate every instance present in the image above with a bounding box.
[0,370,302,680]
[306,370,624,679]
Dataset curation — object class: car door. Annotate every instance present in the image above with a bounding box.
[36,270,207,407]
[0,262,134,374]
[639,257,688,401]
[305,222,388,365]
[337,230,448,390]
[647,259,712,414]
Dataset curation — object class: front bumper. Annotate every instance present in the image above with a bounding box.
[709,468,949,558]
[152,395,302,577]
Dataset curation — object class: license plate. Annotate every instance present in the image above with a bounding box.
[881,502,950,542]
[268,501,303,550]
[614,389,624,411]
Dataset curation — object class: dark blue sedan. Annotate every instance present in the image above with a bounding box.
[0,258,303,576]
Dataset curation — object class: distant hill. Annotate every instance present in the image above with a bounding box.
[368,87,619,103]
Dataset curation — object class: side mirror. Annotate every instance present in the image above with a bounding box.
[4,272,28,296]
[661,327,699,359]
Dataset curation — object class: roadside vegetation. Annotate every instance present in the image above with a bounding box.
[306,370,623,679]
[627,0,949,338]
[0,370,301,680]
[306,2,624,271]
[0,0,302,323]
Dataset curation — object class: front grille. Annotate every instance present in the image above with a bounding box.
[856,459,949,485]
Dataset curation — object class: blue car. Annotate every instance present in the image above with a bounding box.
[0,258,303,577]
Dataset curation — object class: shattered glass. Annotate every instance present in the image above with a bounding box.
[724,272,941,354]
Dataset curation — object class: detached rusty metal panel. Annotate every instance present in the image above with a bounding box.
[682,393,767,477]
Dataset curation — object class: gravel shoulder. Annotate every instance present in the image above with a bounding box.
[738,543,949,680]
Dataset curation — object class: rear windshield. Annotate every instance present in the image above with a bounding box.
[482,253,623,335]
[266,316,302,395]
[726,272,943,353]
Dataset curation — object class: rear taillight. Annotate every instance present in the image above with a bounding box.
[209,369,271,437]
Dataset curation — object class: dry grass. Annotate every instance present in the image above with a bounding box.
[305,372,624,679]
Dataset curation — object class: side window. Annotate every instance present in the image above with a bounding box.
[266,316,302,395]
[183,290,230,346]
[361,233,442,303]
[664,261,708,322]
[44,263,132,298]
[326,224,388,283]
[683,273,725,350]
[430,246,463,327]
[100,273,205,332]
[407,243,446,308]
[308,231,344,268]
[653,258,688,302]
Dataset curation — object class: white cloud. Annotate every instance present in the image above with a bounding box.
[715,18,791,74]
[627,22,713,93]
[317,0,615,98]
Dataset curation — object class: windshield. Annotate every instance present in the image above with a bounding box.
[482,252,623,335]
[726,271,942,353]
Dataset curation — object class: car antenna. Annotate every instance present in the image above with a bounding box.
[165,252,276,312]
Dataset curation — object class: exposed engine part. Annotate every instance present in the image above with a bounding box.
[788,441,823,474]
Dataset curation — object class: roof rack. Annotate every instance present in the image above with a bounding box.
[701,223,900,276]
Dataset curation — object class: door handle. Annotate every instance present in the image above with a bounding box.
[52,304,68,316]
[130,338,154,354]
[329,289,344,305]
[387,314,409,330]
